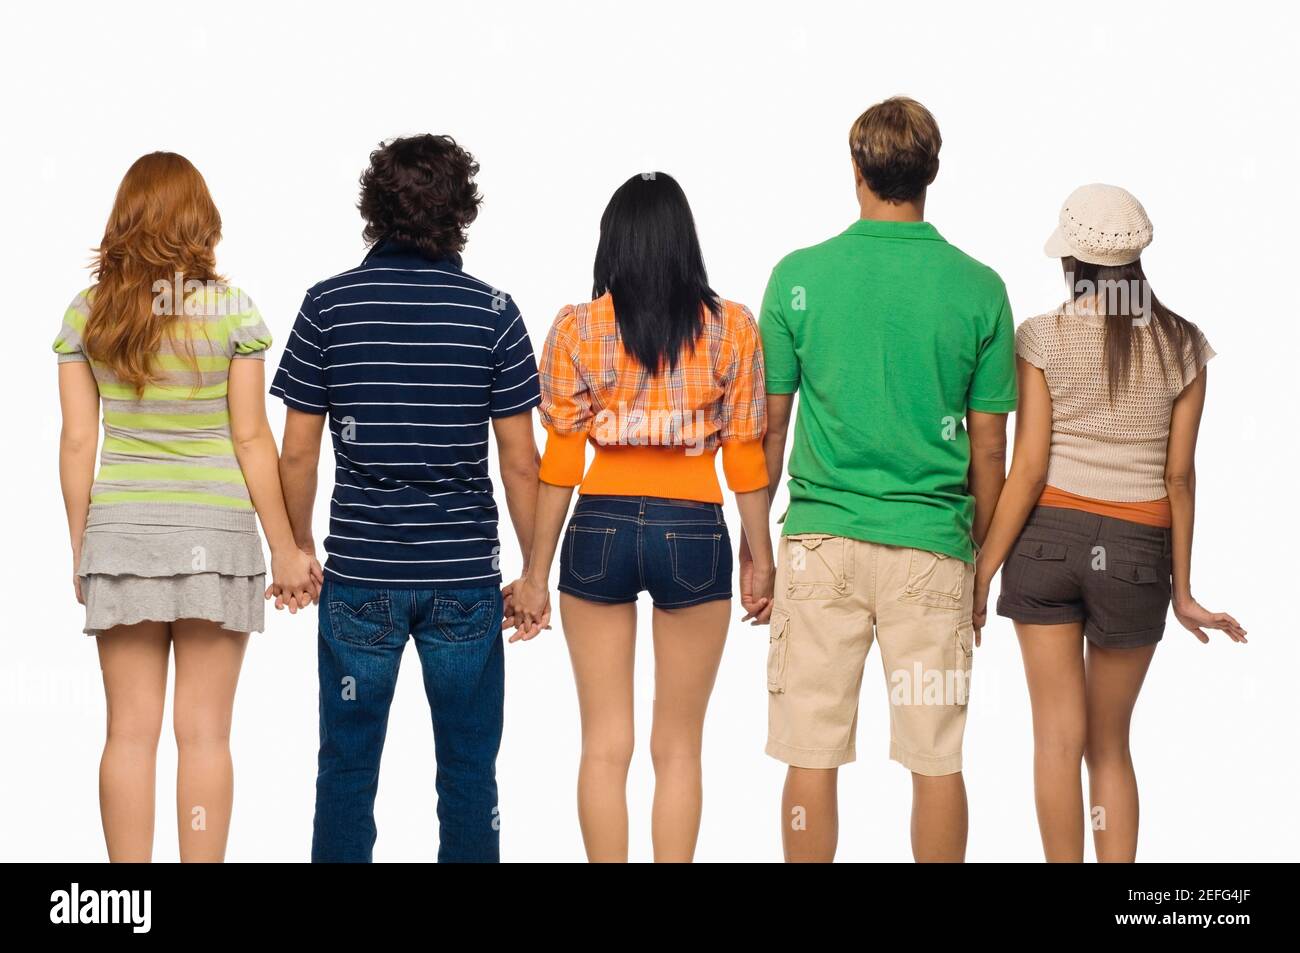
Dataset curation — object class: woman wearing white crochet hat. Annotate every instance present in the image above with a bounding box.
[971,183,1246,862]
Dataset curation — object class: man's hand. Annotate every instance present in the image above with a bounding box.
[509,575,551,643]
[972,573,990,647]
[739,534,775,625]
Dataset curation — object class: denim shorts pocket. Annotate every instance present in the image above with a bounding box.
[902,549,966,610]
[433,593,496,643]
[328,595,394,647]
[666,531,721,592]
[567,525,615,584]
[767,611,790,694]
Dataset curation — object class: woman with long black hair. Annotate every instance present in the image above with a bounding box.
[514,173,773,862]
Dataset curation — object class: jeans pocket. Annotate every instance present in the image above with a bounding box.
[328,595,394,647]
[433,593,497,643]
[666,532,721,592]
[566,526,615,584]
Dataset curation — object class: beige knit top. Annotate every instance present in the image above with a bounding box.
[1015,306,1215,502]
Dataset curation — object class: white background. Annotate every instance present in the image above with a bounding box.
[2,0,1296,862]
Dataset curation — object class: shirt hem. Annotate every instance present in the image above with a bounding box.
[780,518,973,564]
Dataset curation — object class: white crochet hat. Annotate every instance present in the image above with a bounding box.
[1044,184,1152,266]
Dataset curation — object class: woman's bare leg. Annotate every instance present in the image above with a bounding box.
[1015,621,1088,862]
[649,598,730,862]
[172,619,249,863]
[1084,640,1157,862]
[97,621,170,862]
[560,594,637,862]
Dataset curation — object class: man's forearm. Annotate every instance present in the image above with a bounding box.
[500,454,540,573]
[967,451,1007,548]
[279,457,318,550]
[762,431,787,512]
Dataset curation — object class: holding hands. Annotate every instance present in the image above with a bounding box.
[738,532,775,625]
[266,545,324,613]
[505,572,551,642]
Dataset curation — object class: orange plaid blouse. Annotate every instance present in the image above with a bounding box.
[538,293,768,502]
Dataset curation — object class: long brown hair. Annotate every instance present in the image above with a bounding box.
[84,152,222,393]
[1062,256,1200,402]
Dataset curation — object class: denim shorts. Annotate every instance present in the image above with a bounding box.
[996,505,1173,648]
[558,495,733,609]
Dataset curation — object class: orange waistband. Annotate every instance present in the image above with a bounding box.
[1037,485,1172,528]
[538,428,768,503]
[582,444,723,503]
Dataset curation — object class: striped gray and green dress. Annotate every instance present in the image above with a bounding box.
[55,284,273,635]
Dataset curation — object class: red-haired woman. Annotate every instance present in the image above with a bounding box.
[55,152,320,861]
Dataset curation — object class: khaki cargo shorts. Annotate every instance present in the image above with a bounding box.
[765,534,975,776]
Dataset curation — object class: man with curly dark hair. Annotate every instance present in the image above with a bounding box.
[272,134,543,863]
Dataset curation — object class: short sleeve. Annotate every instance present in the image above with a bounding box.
[53,290,92,363]
[538,308,592,435]
[1180,326,1216,387]
[270,292,328,414]
[1015,318,1048,370]
[759,267,799,395]
[720,303,767,443]
[226,288,273,359]
[538,307,592,487]
[968,285,1019,413]
[490,298,541,417]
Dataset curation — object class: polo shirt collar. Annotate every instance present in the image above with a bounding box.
[363,237,463,268]
[841,218,945,243]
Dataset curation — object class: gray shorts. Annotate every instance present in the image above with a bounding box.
[995,506,1172,648]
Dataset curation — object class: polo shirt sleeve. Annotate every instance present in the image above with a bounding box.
[759,266,799,395]
[270,292,328,414]
[489,298,541,417]
[538,308,591,487]
[968,285,1018,413]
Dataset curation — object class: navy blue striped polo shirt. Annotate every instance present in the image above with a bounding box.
[270,240,540,587]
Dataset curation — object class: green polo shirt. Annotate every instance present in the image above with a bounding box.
[759,219,1017,563]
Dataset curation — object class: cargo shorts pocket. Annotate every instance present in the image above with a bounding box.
[903,549,967,610]
[785,534,852,600]
[953,621,974,706]
[767,611,790,694]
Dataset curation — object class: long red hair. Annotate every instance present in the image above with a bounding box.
[84,152,222,393]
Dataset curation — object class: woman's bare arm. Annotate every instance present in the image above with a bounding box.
[228,359,321,611]
[1165,368,1246,642]
[58,362,100,603]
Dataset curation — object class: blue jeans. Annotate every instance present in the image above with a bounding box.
[312,578,504,863]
